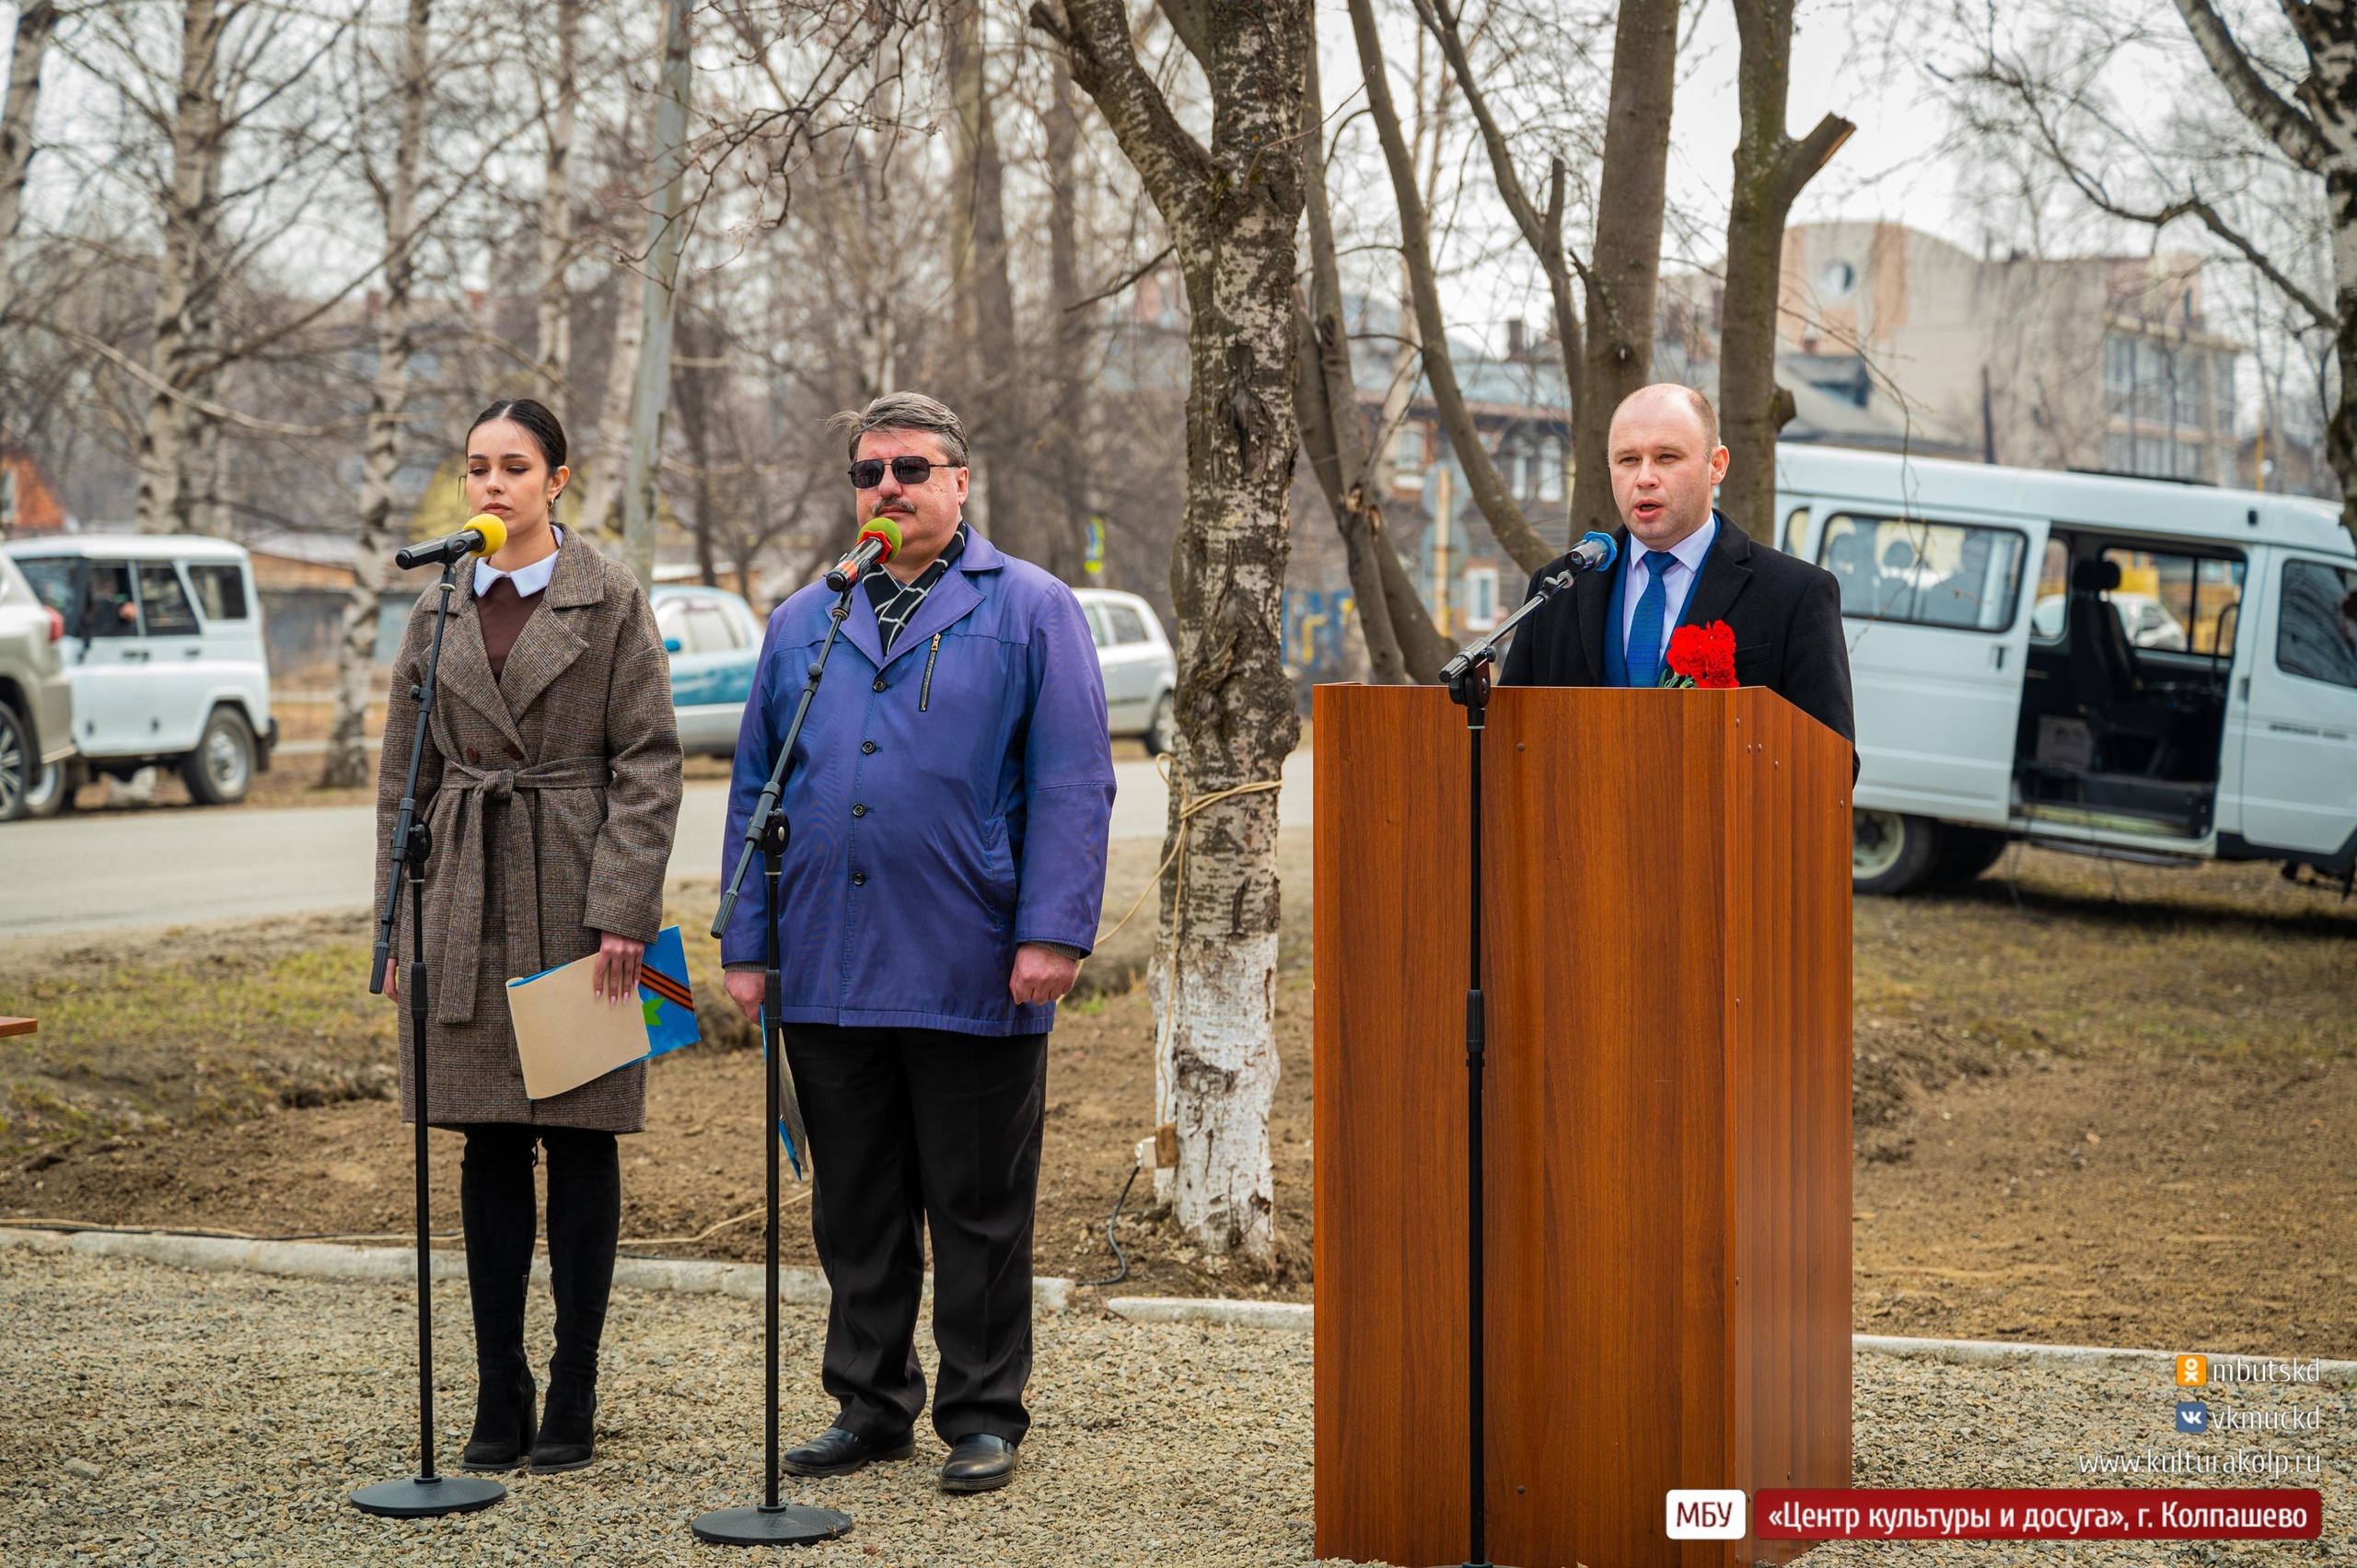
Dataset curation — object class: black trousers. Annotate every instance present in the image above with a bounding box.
[782,1023,1047,1446]
[458,1123,620,1392]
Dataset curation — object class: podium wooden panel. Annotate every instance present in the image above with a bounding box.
[1313,685,1852,1568]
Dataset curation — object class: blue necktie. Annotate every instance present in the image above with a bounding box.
[1625,551,1679,688]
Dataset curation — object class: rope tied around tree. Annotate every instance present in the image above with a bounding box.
[1089,753,1284,954]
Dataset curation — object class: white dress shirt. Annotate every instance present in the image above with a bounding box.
[473,526,563,598]
[1620,517,1719,655]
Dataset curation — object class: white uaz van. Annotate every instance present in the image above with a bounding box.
[1773,447,2357,894]
[2,537,277,806]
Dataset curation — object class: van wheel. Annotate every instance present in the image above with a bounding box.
[1931,827,2009,884]
[182,706,255,805]
[1852,808,1940,896]
[1144,692,1178,758]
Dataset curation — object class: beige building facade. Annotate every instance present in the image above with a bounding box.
[1658,223,2250,482]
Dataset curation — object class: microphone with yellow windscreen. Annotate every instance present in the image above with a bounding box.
[396,513,511,570]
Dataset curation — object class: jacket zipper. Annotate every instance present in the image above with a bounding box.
[920,633,942,712]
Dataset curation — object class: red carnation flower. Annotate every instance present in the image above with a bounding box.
[1661,621,1737,689]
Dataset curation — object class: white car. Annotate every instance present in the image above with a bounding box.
[651,583,765,757]
[1074,588,1176,754]
[2,537,276,806]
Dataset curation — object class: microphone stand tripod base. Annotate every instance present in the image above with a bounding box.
[350,1474,506,1519]
[691,1504,853,1547]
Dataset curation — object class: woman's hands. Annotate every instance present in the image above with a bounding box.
[593,932,645,1005]
[387,934,644,1005]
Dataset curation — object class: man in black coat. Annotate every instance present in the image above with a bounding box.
[1501,383,1855,752]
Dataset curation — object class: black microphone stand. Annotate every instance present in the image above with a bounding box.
[1435,564,1580,1568]
[693,586,857,1549]
[351,560,506,1519]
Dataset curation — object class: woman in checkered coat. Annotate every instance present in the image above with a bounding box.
[375,399,682,1476]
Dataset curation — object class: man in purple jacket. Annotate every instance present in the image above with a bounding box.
[720,392,1115,1495]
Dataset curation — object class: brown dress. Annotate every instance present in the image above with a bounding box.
[374,531,683,1132]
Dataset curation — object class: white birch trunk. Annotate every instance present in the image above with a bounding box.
[1050,0,1308,1269]
[534,0,578,420]
[0,1,58,327]
[322,0,429,789]
[582,281,642,546]
[619,0,691,592]
[136,0,225,536]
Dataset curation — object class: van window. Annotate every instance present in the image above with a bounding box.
[2030,539,2070,642]
[84,562,139,637]
[1817,514,2026,632]
[188,563,249,621]
[2099,546,2243,656]
[1782,506,1810,557]
[1083,605,1112,650]
[138,563,199,635]
[2277,559,2357,689]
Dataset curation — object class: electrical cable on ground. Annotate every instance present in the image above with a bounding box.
[1079,1158,1143,1289]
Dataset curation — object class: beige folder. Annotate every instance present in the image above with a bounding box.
[505,953,651,1100]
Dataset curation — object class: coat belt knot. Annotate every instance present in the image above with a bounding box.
[433,754,610,1023]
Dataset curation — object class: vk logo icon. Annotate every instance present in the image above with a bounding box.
[2176,1401,2210,1434]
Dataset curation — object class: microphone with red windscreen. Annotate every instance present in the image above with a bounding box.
[825,516,905,591]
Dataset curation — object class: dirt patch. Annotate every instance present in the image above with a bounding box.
[1854,1052,2357,1357]
[6,842,2351,1347]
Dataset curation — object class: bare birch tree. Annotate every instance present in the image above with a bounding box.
[1950,0,2357,548]
[322,0,432,788]
[1295,31,1446,681]
[1031,0,1307,1267]
[0,1,59,329]
[1717,0,1851,542]
[1405,0,1677,553]
[535,0,581,417]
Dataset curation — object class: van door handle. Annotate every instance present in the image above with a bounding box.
[183,646,202,657]
[1991,645,2006,669]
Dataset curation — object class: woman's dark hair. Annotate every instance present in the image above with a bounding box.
[467,398,568,470]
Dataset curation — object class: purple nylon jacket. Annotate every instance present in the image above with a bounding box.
[718,528,1116,1036]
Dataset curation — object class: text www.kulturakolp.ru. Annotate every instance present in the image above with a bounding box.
[2078,1448,2324,1478]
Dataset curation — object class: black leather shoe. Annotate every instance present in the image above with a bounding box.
[939,1434,1019,1493]
[459,1371,537,1472]
[781,1425,915,1478]
[528,1379,598,1473]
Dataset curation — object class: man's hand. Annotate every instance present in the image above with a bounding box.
[725,970,764,1023]
[1009,943,1080,1007]
[593,932,645,1005]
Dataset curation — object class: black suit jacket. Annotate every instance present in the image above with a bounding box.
[1498,514,1858,746]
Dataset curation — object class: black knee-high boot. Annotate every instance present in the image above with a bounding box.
[533,1127,619,1472]
[459,1124,540,1471]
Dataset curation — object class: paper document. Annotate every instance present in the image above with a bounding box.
[506,926,701,1099]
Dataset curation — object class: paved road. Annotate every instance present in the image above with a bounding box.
[0,752,1313,938]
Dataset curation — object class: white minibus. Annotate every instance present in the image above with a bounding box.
[1772,447,2357,894]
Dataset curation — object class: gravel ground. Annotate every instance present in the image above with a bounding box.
[4,1249,2352,1566]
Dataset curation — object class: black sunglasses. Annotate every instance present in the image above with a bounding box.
[848,456,954,489]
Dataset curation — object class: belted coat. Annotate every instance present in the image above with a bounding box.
[375,530,683,1132]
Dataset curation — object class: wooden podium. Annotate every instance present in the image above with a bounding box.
[1312,684,1852,1568]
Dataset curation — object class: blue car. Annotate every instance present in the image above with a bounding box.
[651,583,764,756]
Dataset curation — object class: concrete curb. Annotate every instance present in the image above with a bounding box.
[1104,1296,1314,1331]
[1104,1299,2357,1378]
[1852,1332,2357,1379]
[0,1227,1072,1314]
[6,1230,2341,1377]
